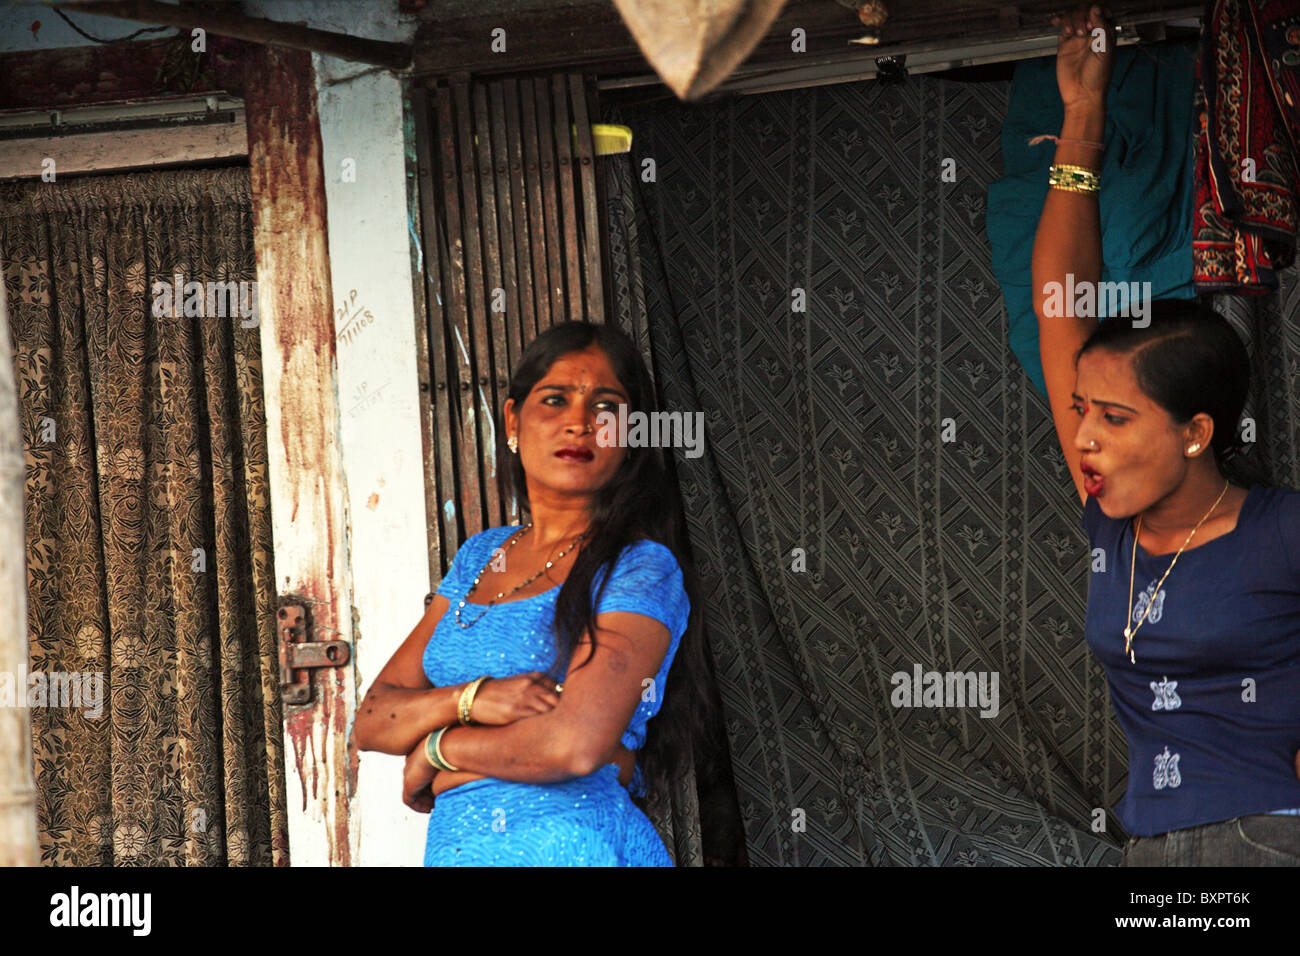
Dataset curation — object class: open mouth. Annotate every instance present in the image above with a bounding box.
[1080,462,1104,497]
[555,447,594,462]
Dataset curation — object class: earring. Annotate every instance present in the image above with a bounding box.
[508,435,518,454]
[1187,443,1200,455]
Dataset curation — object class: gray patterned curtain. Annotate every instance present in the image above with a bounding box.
[602,74,1300,865]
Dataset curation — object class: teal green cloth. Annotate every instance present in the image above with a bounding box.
[986,43,1198,396]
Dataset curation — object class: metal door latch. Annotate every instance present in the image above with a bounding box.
[278,604,351,705]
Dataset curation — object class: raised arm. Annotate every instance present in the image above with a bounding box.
[1032,4,1115,507]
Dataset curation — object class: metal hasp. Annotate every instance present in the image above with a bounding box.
[278,604,351,705]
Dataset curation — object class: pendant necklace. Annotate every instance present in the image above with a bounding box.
[1122,480,1229,663]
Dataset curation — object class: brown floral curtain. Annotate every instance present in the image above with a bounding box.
[0,165,286,865]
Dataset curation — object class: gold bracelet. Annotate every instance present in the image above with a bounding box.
[1048,163,1100,193]
[1049,164,1100,190]
[1051,162,1100,178]
[432,726,460,772]
[458,675,490,725]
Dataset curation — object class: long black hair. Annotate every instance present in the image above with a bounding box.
[1074,298,1273,488]
[498,321,717,813]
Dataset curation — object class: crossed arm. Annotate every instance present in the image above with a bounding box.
[426,607,670,782]
[359,591,671,802]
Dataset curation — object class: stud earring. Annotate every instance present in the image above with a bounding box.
[508,435,518,454]
[1187,443,1200,455]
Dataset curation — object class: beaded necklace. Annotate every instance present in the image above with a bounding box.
[454,524,588,628]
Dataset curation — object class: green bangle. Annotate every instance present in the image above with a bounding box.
[425,727,459,772]
[424,730,447,771]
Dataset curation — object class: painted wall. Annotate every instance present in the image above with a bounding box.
[0,3,171,51]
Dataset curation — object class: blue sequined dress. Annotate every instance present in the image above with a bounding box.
[421,526,691,866]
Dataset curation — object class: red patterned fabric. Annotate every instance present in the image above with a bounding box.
[1193,0,1300,293]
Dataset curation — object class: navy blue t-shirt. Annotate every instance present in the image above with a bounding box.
[1082,484,1300,837]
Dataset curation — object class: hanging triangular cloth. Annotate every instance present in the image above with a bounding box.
[613,0,789,101]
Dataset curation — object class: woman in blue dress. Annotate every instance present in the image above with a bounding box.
[354,320,712,865]
[1034,6,1300,865]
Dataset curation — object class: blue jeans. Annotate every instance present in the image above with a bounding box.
[1123,814,1300,866]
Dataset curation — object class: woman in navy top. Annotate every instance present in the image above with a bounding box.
[1033,7,1300,866]
[354,321,712,865]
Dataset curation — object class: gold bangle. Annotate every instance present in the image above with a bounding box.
[458,675,489,725]
[1052,162,1100,176]
[1049,170,1100,188]
[433,727,460,772]
[1048,163,1100,193]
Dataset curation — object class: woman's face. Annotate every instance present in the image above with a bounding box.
[504,344,630,502]
[1071,349,1211,518]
